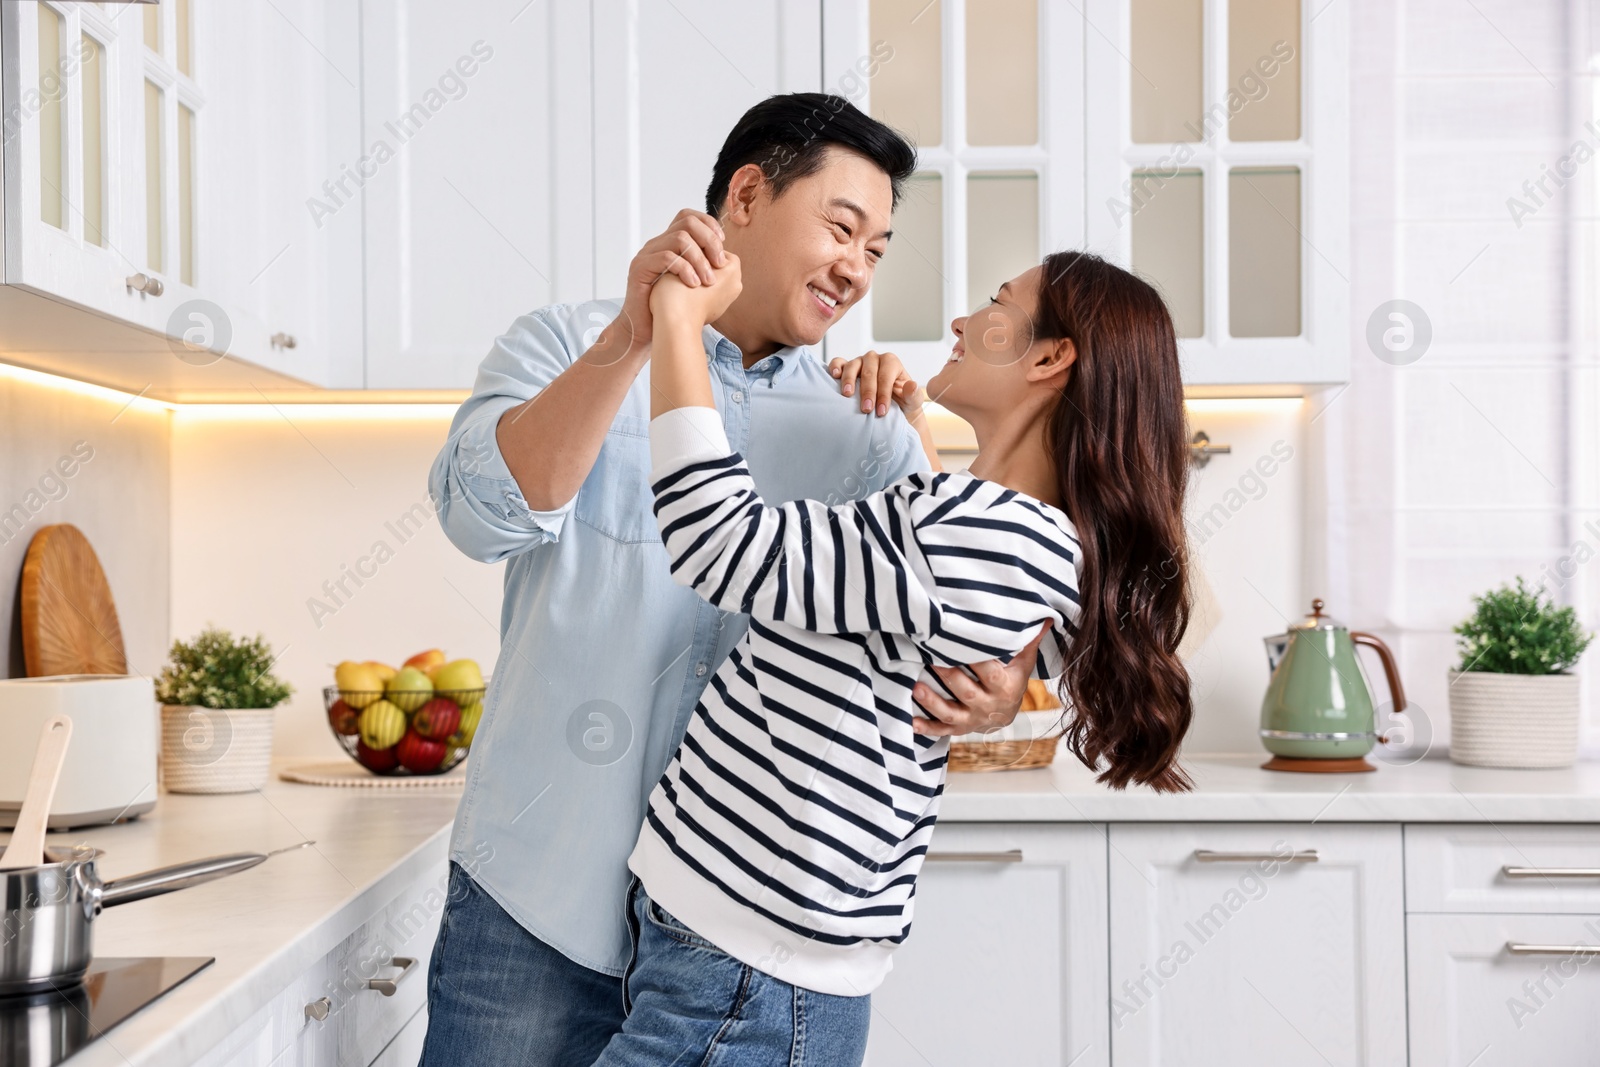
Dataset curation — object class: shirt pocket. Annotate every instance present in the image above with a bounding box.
[575,415,662,545]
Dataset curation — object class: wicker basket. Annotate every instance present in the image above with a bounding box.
[160,705,276,793]
[948,680,1063,773]
[1447,669,1580,769]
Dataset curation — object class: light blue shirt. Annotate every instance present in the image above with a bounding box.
[429,299,929,975]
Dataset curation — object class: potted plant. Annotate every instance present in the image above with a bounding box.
[1448,577,1594,769]
[156,626,293,793]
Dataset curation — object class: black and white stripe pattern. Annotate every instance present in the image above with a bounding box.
[628,410,1082,996]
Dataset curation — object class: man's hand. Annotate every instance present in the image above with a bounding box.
[617,209,729,352]
[829,351,919,418]
[911,622,1052,737]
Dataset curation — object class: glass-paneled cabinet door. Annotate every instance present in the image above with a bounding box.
[0,3,172,331]
[821,0,1085,385]
[1085,0,1349,388]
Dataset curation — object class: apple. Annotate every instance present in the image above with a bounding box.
[364,660,397,682]
[385,667,433,713]
[412,698,461,741]
[404,649,447,674]
[359,699,407,749]
[396,729,447,773]
[431,659,484,696]
[449,701,483,747]
[334,661,385,708]
[356,740,399,772]
[327,699,360,736]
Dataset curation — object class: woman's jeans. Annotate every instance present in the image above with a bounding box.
[590,878,872,1066]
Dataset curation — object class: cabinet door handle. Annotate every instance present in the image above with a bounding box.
[1193,849,1319,863]
[304,997,332,1022]
[1503,866,1600,878]
[924,849,1024,864]
[270,332,297,349]
[126,272,164,296]
[1507,942,1600,956]
[366,956,418,997]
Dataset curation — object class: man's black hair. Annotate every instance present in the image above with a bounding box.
[704,92,918,218]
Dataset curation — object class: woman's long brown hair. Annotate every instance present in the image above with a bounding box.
[1034,251,1195,793]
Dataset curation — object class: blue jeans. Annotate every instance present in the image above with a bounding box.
[419,861,626,1067]
[590,879,871,1066]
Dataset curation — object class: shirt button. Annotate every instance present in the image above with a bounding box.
[731,390,745,404]
[694,663,708,677]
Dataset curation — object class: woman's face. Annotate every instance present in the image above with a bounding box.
[926,265,1047,420]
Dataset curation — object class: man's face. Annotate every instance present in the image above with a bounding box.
[722,147,894,349]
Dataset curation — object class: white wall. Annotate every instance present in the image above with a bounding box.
[169,407,504,763]
[1320,0,1599,758]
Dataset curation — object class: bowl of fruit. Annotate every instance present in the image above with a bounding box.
[325,650,485,776]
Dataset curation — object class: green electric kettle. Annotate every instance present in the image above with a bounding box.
[1260,598,1407,773]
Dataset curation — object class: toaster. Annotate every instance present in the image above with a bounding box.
[0,674,159,830]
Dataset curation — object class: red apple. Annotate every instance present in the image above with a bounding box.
[356,740,399,772]
[411,698,461,741]
[327,699,360,736]
[396,730,447,773]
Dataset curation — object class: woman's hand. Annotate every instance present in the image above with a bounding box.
[828,350,919,418]
[649,254,743,328]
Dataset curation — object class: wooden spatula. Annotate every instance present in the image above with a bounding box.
[0,714,74,870]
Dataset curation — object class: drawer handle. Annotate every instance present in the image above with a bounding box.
[366,956,418,997]
[1194,849,1319,863]
[305,997,332,1022]
[1503,866,1600,879]
[1507,942,1600,956]
[924,850,1024,864]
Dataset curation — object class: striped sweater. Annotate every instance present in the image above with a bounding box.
[628,406,1083,996]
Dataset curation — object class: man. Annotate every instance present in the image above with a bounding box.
[421,93,1041,1065]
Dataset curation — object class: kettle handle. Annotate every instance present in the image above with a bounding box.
[1350,631,1406,716]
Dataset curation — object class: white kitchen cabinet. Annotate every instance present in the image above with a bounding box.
[200,0,365,387]
[1407,913,1600,1067]
[865,823,1110,1067]
[1,1,362,390]
[194,862,445,1067]
[1106,823,1407,1065]
[359,0,819,390]
[1084,0,1350,389]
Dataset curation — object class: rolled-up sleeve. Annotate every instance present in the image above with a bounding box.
[429,307,590,563]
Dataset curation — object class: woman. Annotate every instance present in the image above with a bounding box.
[591,250,1196,1066]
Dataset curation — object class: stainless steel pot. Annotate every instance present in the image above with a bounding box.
[1,845,265,996]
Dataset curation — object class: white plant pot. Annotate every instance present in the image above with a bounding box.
[1447,670,1580,769]
[160,705,276,793]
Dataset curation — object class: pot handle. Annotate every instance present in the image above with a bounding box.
[97,852,268,910]
[1350,631,1407,718]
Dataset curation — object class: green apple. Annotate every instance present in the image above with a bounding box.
[359,699,407,749]
[431,659,484,695]
[385,667,433,713]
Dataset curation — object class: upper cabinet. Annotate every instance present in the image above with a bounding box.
[824,0,1348,390]
[0,0,363,395]
[360,0,821,390]
[822,0,1085,386]
[1085,0,1349,388]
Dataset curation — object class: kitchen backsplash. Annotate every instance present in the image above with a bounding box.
[0,370,170,680]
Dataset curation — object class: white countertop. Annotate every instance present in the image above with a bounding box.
[939,751,1600,823]
[1,765,463,1067]
[6,751,1600,1065]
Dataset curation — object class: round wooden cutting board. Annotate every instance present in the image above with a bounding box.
[20,524,128,676]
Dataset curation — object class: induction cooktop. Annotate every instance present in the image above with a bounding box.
[0,956,213,1067]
